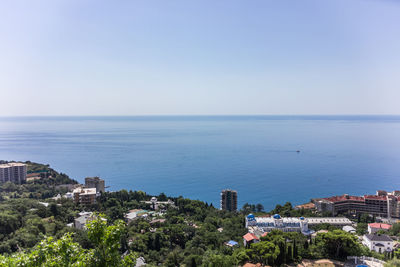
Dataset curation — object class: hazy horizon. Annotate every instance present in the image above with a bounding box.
[1,0,400,116]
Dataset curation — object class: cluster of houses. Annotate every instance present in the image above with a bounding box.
[242,213,398,254]
[67,196,174,232]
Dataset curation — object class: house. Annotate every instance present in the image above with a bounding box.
[368,223,392,234]
[74,212,95,230]
[362,234,393,253]
[125,209,148,223]
[243,233,259,247]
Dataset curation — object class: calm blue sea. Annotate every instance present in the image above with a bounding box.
[1,115,400,210]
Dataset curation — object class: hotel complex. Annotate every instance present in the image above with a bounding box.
[0,163,27,184]
[220,189,238,212]
[246,214,352,236]
[314,190,400,218]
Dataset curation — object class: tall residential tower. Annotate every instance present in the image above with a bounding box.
[220,189,237,212]
[0,163,27,184]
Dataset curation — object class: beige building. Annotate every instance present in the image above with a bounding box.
[73,187,97,205]
[85,177,105,193]
[0,163,27,184]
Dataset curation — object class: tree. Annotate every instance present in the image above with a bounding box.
[247,241,280,265]
[313,230,363,259]
[0,216,137,267]
[256,203,264,212]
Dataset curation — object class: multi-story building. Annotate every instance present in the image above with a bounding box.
[246,214,352,236]
[73,187,97,205]
[314,191,400,218]
[85,177,105,193]
[220,189,237,212]
[0,163,27,184]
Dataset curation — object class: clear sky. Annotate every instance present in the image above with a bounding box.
[1,0,399,116]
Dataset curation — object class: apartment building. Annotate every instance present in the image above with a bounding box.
[220,189,237,212]
[0,163,27,184]
[73,187,97,205]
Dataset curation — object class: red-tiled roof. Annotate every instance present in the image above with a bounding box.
[368,223,392,230]
[261,232,268,237]
[323,195,364,203]
[243,233,259,242]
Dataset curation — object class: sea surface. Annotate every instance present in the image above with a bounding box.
[0,115,400,210]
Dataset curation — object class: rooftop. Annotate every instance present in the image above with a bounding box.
[368,223,392,230]
[0,163,26,168]
[364,234,392,242]
[243,233,259,242]
[321,195,365,203]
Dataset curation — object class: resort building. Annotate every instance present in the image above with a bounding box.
[85,177,105,193]
[220,189,237,212]
[0,163,27,184]
[246,214,312,235]
[246,214,352,236]
[73,187,97,205]
[362,234,393,253]
[368,223,392,234]
[314,190,400,218]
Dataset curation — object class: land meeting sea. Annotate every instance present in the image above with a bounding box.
[1,115,400,210]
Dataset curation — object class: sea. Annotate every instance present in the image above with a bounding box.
[0,115,400,210]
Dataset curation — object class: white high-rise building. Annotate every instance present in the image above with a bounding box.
[0,163,27,184]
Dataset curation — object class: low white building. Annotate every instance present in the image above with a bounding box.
[362,234,393,253]
[342,225,356,233]
[246,214,313,234]
[141,197,175,210]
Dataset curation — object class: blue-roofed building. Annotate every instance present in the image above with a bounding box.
[246,214,311,235]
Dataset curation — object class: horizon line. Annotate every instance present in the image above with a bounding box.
[1,114,400,118]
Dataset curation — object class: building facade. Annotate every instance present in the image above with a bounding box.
[0,163,27,184]
[85,177,105,193]
[314,191,400,218]
[362,234,393,253]
[73,187,97,205]
[220,189,237,212]
[246,214,352,235]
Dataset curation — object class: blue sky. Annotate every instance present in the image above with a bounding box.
[1,0,399,115]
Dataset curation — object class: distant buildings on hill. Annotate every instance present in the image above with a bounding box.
[220,189,237,212]
[0,163,27,184]
[314,190,400,218]
[66,176,106,205]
